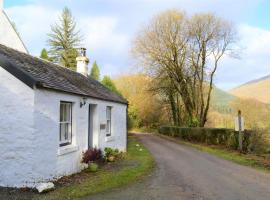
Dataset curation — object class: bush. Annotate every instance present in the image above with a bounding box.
[82,148,103,164]
[158,126,252,152]
[104,147,123,162]
[248,128,269,154]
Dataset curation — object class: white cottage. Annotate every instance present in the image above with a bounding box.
[0,44,128,188]
[0,1,128,188]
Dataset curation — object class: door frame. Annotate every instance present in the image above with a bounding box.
[88,104,97,149]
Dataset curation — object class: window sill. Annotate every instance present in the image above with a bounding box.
[57,145,78,156]
[105,136,114,142]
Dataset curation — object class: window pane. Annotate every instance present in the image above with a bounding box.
[106,107,111,120]
[106,120,110,133]
[68,123,72,142]
[60,104,64,122]
[63,104,67,121]
[66,104,71,122]
[60,123,66,141]
[60,103,72,122]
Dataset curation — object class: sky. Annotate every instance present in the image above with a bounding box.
[4,0,270,90]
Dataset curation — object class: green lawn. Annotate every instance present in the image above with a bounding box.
[37,135,154,200]
[157,133,270,173]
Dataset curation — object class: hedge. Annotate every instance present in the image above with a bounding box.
[158,126,251,152]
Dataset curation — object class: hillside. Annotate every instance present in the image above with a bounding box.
[212,87,236,107]
[230,75,270,104]
[211,87,236,114]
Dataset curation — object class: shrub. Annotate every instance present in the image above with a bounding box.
[158,126,252,152]
[104,147,123,161]
[82,148,103,164]
[248,128,269,154]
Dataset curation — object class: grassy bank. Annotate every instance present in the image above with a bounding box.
[157,133,270,173]
[36,135,154,200]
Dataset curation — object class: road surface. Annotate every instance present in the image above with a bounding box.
[87,134,270,200]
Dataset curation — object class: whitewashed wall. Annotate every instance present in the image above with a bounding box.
[0,71,127,188]
[33,89,127,183]
[0,67,35,187]
[0,8,28,53]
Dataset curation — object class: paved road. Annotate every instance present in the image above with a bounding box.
[87,134,270,200]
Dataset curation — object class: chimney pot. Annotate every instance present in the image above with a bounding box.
[76,48,89,76]
[79,47,87,57]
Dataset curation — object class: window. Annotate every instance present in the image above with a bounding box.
[106,106,112,137]
[59,101,72,146]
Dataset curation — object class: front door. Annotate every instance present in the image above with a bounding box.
[88,104,96,149]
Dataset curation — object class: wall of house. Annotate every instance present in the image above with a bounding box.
[0,67,35,187]
[0,8,28,53]
[32,89,127,183]
[0,69,127,187]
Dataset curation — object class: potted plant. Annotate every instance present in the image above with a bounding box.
[81,148,103,172]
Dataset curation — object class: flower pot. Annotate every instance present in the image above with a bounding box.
[89,162,98,172]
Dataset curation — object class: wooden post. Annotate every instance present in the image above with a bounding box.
[238,110,243,152]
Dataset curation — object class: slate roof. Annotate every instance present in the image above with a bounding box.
[0,44,127,104]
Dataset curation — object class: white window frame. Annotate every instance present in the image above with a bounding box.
[59,101,72,147]
[106,106,112,137]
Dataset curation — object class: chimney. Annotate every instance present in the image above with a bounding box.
[76,48,89,76]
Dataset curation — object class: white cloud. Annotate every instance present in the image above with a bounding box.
[6,5,59,55]
[216,24,270,90]
[79,17,129,56]
[6,4,130,64]
[4,0,270,88]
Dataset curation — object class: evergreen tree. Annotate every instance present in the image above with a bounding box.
[47,7,82,70]
[90,61,100,81]
[102,75,122,96]
[40,48,50,61]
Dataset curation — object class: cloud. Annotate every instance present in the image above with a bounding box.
[5,0,270,89]
[79,16,129,56]
[6,4,130,72]
[6,5,59,55]
[215,24,270,90]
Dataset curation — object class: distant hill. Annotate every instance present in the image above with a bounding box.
[230,76,270,104]
[212,87,236,107]
[211,87,236,114]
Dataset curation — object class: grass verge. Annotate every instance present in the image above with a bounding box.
[157,133,270,173]
[36,135,154,200]
[130,127,157,134]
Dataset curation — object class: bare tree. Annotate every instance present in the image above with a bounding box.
[133,10,237,127]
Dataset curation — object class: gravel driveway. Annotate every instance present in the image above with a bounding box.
[87,133,270,200]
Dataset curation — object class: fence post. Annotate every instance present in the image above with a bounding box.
[238,110,243,152]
